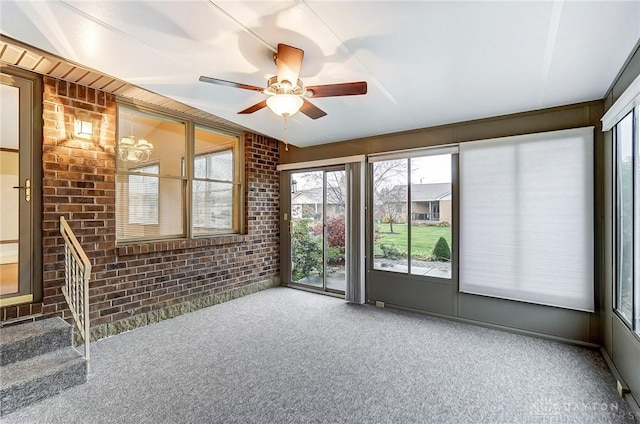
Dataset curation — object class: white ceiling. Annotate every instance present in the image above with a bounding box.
[1,1,639,147]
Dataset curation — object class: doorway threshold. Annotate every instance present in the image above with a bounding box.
[284,283,345,300]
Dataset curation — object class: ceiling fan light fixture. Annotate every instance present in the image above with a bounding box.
[199,43,366,120]
[267,94,303,117]
[118,135,154,163]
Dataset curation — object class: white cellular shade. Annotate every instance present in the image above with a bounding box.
[459,127,594,312]
[368,144,458,162]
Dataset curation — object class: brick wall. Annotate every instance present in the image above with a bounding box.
[0,76,281,336]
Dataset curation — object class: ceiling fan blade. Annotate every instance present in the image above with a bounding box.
[238,100,268,114]
[300,99,327,120]
[276,44,304,86]
[306,81,368,98]
[199,76,264,93]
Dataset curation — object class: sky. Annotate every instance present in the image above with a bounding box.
[411,155,451,184]
[291,153,452,191]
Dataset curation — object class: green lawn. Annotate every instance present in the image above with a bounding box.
[375,223,451,259]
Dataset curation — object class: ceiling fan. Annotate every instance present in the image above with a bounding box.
[199,43,367,120]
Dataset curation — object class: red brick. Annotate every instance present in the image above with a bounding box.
[2,77,280,330]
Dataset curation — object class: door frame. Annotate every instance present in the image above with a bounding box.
[0,65,42,307]
[322,167,347,295]
[281,166,347,296]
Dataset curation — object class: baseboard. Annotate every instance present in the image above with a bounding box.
[78,277,280,345]
[374,300,601,349]
[600,347,640,422]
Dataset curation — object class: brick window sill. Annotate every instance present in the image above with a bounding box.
[117,234,248,257]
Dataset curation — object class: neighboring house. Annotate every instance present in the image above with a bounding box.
[410,183,451,224]
[375,182,452,224]
[291,187,344,220]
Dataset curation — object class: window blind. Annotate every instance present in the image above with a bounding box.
[459,127,594,312]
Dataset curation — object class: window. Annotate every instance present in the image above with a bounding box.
[116,105,242,243]
[614,107,639,335]
[371,152,453,279]
[603,73,640,337]
[192,126,240,236]
[459,127,594,312]
[128,164,159,225]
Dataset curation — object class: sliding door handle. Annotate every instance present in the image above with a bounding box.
[12,179,31,202]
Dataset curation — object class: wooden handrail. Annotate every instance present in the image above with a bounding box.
[59,216,92,373]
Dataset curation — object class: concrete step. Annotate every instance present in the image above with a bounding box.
[0,318,72,366]
[0,346,87,416]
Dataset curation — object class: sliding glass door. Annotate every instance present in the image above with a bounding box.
[290,168,346,294]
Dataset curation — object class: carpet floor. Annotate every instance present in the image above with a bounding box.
[3,287,636,423]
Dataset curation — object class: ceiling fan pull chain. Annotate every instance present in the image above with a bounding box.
[284,115,289,151]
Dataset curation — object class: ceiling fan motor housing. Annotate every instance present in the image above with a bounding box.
[264,76,306,96]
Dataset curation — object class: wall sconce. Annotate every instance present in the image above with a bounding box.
[74,113,93,139]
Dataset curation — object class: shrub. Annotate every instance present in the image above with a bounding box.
[309,217,345,249]
[327,246,345,264]
[295,217,346,272]
[380,244,405,260]
[291,220,323,280]
[326,217,345,248]
[432,236,451,261]
[310,221,323,236]
[436,221,450,227]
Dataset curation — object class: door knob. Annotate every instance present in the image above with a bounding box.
[12,179,31,202]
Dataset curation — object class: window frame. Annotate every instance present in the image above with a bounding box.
[613,105,639,336]
[368,148,455,281]
[192,125,242,236]
[116,102,244,244]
